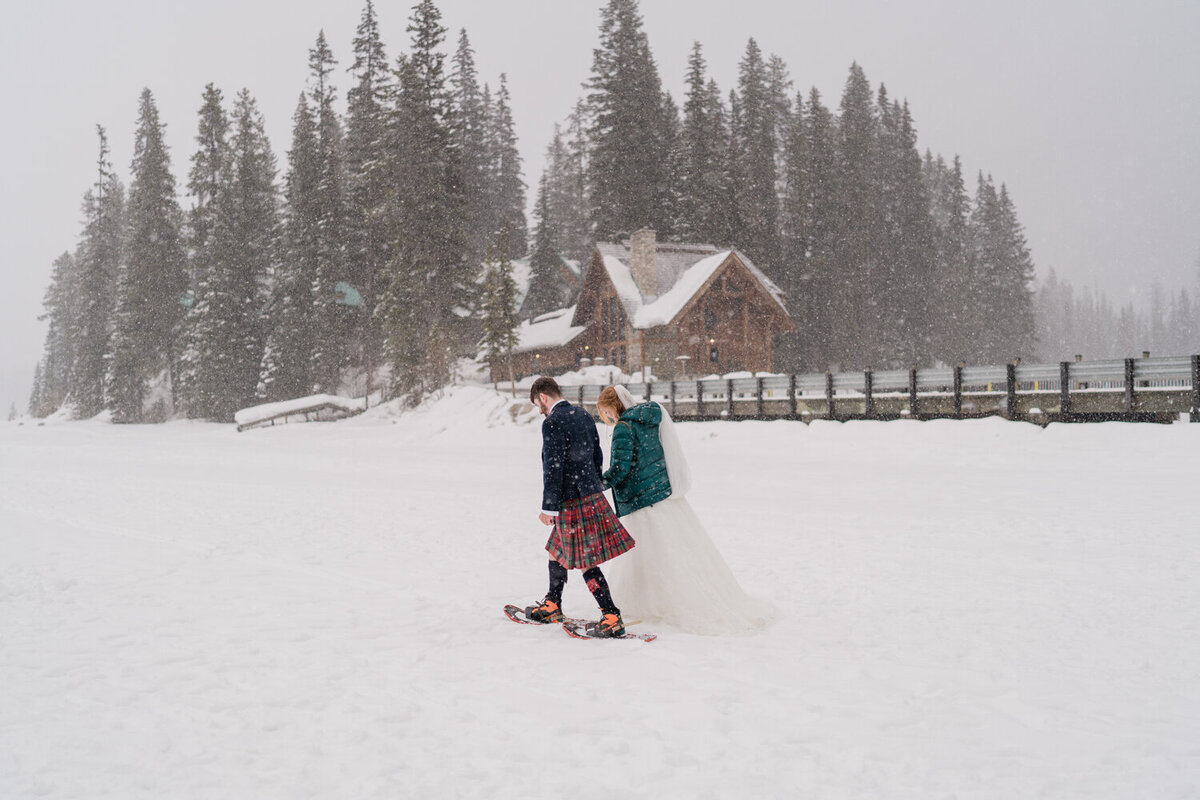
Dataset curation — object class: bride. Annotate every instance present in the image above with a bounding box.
[596,385,774,635]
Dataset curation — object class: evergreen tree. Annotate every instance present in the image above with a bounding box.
[715,88,746,251]
[831,62,878,368]
[480,226,520,393]
[179,84,233,417]
[375,0,470,401]
[307,31,350,391]
[260,95,320,401]
[489,74,528,257]
[925,153,972,363]
[525,172,571,318]
[992,183,1037,359]
[967,175,1036,363]
[344,0,394,386]
[450,28,493,267]
[33,251,79,416]
[874,97,935,366]
[185,84,230,287]
[777,92,808,372]
[676,43,727,243]
[107,89,186,423]
[540,105,593,262]
[69,127,126,417]
[180,88,278,420]
[559,101,593,260]
[586,0,672,239]
[732,39,782,271]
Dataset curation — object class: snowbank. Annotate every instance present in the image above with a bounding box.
[3,396,1199,799]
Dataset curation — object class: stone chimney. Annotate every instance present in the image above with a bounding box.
[629,228,658,299]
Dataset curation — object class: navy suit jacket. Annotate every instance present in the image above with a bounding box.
[541,400,606,513]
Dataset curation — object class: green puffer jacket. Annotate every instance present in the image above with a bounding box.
[602,402,672,516]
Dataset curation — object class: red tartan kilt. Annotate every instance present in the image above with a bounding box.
[546,492,635,569]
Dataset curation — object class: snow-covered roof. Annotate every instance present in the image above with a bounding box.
[234,394,366,428]
[511,305,586,354]
[595,245,789,330]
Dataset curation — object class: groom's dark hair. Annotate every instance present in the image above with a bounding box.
[529,376,562,401]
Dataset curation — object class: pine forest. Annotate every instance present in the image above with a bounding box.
[29,0,1200,422]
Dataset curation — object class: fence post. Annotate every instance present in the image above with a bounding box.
[1006,363,1017,419]
[756,376,765,417]
[1191,355,1200,423]
[1060,361,1072,421]
[1065,364,1075,424]
[864,368,874,419]
[578,385,585,408]
[908,368,918,419]
[953,364,964,419]
[726,378,735,417]
[789,374,798,418]
[645,381,652,402]
[696,380,705,417]
[825,371,835,421]
[1124,358,1136,414]
[669,380,677,417]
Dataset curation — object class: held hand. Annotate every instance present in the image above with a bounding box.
[538,512,556,526]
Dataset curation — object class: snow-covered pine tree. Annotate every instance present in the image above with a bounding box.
[107,90,186,423]
[657,90,682,242]
[489,75,528,257]
[966,175,1035,363]
[777,91,809,373]
[307,31,350,393]
[717,88,746,253]
[831,62,878,369]
[344,0,393,385]
[63,128,126,418]
[33,251,79,416]
[875,97,936,367]
[586,0,672,240]
[180,87,278,420]
[260,95,320,402]
[450,28,493,268]
[480,226,520,394]
[557,101,593,261]
[178,84,232,418]
[732,39,782,273]
[799,88,840,371]
[525,172,569,319]
[676,43,728,245]
[992,184,1037,360]
[375,0,469,402]
[925,153,972,364]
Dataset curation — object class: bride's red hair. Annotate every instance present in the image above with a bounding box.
[597,386,625,415]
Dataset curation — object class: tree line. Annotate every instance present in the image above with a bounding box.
[32,0,525,421]
[524,0,1039,374]
[34,0,1059,422]
[1035,267,1200,363]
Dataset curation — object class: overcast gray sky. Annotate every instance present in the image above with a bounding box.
[3,0,1198,414]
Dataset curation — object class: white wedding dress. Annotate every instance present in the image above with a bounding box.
[603,387,775,635]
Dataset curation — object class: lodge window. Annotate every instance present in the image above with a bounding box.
[705,305,717,331]
[709,346,719,363]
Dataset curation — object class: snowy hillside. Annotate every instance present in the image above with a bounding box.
[2,387,1198,799]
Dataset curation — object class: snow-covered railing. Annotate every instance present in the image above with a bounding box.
[557,354,1200,424]
[234,394,367,432]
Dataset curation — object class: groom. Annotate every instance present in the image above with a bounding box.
[527,376,633,637]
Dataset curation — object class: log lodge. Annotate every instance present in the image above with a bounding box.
[494,229,796,382]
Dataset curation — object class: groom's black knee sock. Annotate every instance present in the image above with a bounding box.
[546,560,568,604]
[582,567,620,616]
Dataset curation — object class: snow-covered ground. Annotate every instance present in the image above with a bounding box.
[2,387,1199,799]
